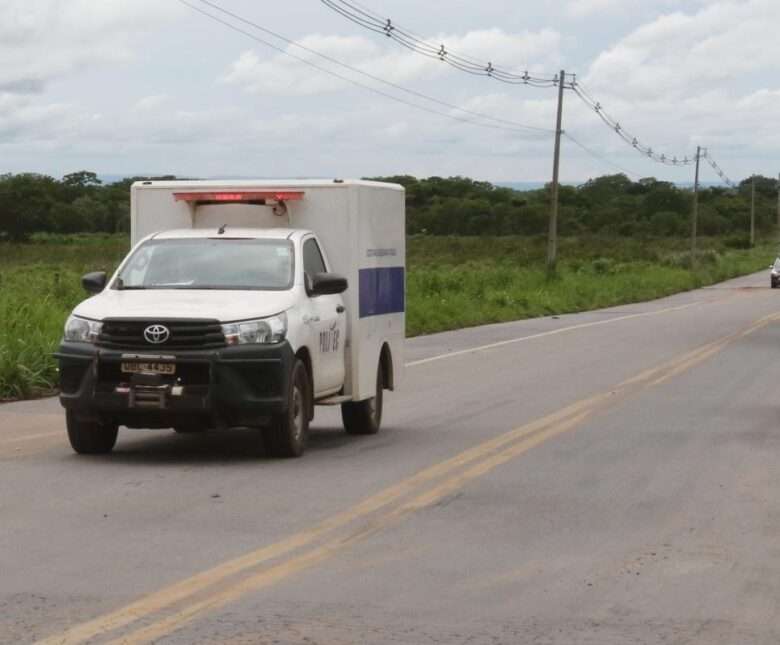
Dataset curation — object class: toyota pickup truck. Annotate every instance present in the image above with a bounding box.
[56,179,405,457]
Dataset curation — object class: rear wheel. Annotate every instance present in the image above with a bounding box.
[342,362,384,435]
[265,359,310,458]
[66,410,118,454]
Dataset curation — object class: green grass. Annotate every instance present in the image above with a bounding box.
[0,235,128,400]
[0,233,776,400]
[405,235,778,335]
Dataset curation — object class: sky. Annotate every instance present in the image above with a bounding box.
[1,0,778,184]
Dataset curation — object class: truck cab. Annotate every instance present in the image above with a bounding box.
[56,180,405,457]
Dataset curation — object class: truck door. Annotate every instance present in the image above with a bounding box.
[302,236,346,396]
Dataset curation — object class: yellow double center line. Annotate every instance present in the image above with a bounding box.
[38,311,780,645]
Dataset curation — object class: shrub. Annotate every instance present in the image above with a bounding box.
[591,257,615,274]
[723,234,752,249]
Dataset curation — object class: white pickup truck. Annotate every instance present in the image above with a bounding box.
[56,180,405,457]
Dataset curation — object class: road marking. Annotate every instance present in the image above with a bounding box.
[109,411,595,645]
[648,312,778,387]
[39,310,780,645]
[36,399,600,645]
[406,301,702,368]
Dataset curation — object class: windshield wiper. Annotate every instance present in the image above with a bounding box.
[116,278,138,291]
[115,278,146,291]
[149,281,196,288]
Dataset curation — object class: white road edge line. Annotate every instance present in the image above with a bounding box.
[405,301,701,368]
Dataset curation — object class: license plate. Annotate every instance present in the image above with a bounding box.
[121,362,175,375]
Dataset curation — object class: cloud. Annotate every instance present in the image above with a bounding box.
[584,0,780,99]
[2,0,778,183]
[134,95,169,111]
[549,0,780,179]
[0,92,74,143]
[0,79,45,94]
[566,0,632,18]
[565,0,688,19]
[0,1,177,95]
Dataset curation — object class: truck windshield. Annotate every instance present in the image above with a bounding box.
[114,238,295,290]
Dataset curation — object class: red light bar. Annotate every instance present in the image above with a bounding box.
[173,191,304,203]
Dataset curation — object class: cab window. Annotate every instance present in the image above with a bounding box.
[303,238,327,278]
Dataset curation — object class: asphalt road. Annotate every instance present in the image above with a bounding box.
[3,270,780,644]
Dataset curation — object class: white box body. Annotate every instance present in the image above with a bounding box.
[130,179,405,400]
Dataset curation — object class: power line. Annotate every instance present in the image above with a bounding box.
[572,81,696,167]
[320,0,562,87]
[573,82,741,186]
[322,0,742,181]
[191,0,552,135]
[702,152,738,188]
[318,0,752,267]
[186,3,743,198]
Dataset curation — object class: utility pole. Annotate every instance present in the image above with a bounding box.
[690,145,701,268]
[547,69,566,274]
[750,175,756,247]
[776,172,779,229]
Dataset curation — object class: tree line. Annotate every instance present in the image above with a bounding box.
[0,171,777,242]
[381,174,778,239]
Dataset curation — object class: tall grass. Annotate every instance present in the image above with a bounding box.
[406,236,777,335]
[0,234,776,400]
[0,235,128,400]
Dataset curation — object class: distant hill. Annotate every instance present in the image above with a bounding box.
[494,181,548,191]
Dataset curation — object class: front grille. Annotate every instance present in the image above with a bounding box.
[97,319,225,350]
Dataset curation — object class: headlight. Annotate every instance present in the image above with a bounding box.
[64,315,103,343]
[222,313,287,345]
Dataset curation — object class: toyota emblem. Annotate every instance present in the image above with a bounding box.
[143,324,170,344]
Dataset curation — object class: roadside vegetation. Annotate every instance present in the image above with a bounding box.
[0,235,128,400]
[1,171,778,399]
[407,235,776,334]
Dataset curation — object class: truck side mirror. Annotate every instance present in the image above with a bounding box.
[308,272,348,296]
[82,271,107,294]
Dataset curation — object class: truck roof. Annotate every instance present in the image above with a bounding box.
[132,178,404,191]
[152,228,302,240]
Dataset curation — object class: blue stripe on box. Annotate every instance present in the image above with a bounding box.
[359,267,405,318]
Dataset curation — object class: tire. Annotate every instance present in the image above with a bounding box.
[264,359,310,458]
[66,410,118,455]
[342,362,384,435]
[772,280,778,289]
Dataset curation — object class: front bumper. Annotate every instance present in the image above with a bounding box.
[55,341,294,429]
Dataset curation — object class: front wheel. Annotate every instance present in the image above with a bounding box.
[264,359,311,458]
[66,410,118,454]
[342,363,384,435]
